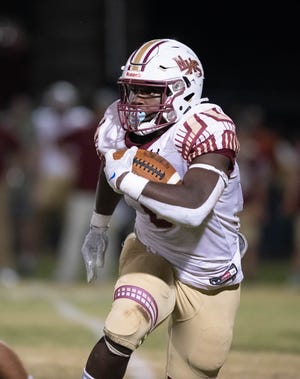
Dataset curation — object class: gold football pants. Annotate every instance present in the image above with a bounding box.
[104,233,240,378]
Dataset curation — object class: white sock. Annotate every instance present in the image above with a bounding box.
[82,368,95,379]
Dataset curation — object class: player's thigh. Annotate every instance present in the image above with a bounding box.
[104,233,176,350]
[118,233,175,282]
[167,282,240,379]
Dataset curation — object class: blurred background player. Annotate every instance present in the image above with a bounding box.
[0,120,23,285]
[54,87,135,282]
[30,81,91,273]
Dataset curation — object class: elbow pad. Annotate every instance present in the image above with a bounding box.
[139,175,226,227]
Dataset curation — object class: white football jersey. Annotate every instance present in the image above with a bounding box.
[95,100,244,290]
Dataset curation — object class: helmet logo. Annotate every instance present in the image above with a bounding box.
[174,55,202,77]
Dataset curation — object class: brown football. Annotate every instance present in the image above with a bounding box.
[113,148,181,184]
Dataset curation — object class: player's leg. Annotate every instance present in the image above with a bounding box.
[82,233,176,379]
[82,336,132,379]
[166,282,240,379]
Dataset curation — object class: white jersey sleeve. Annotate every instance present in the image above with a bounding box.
[174,103,240,163]
[94,100,126,157]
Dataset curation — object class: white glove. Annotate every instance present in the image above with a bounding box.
[104,146,137,191]
[104,146,149,200]
[81,213,110,283]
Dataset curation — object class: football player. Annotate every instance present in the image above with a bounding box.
[81,39,246,379]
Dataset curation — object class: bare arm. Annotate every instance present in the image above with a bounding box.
[95,159,123,215]
[140,152,230,208]
[109,149,231,227]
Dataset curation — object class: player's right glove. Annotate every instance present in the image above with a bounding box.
[104,147,137,191]
[104,147,149,200]
[81,212,111,283]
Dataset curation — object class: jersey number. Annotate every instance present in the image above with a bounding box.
[141,205,173,228]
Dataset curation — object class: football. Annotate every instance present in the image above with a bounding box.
[113,148,181,184]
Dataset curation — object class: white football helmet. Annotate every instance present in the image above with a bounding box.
[117,39,204,135]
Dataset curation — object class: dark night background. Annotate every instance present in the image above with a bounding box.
[0,1,299,277]
[0,0,299,134]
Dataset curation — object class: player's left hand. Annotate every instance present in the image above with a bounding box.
[81,225,108,283]
[104,146,138,192]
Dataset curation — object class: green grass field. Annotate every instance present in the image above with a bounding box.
[1,265,300,379]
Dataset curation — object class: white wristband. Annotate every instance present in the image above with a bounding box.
[91,211,111,228]
[119,172,149,200]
